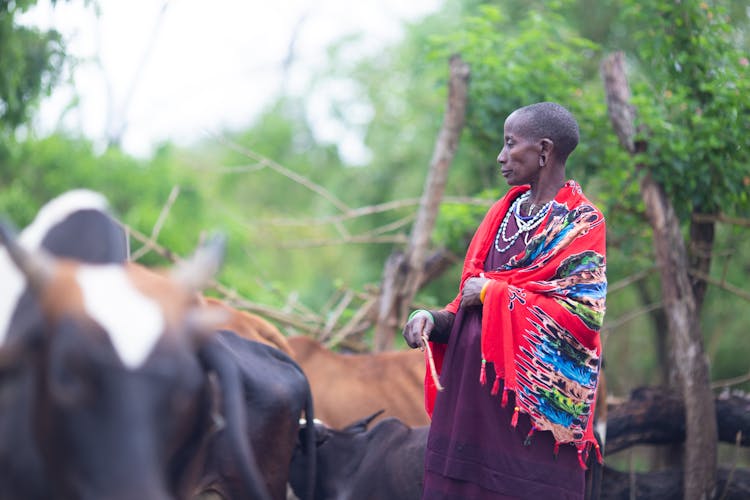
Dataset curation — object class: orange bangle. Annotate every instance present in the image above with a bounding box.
[479,281,490,303]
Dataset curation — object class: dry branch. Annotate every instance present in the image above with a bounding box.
[692,213,750,228]
[605,386,750,455]
[130,185,180,261]
[214,135,351,213]
[601,465,750,500]
[264,195,492,227]
[374,54,470,351]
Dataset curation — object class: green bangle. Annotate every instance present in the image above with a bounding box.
[408,309,434,323]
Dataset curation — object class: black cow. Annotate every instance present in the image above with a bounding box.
[196,329,316,500]
[289,411,427,500]
[0,190,129,500]
[0,191,270,500]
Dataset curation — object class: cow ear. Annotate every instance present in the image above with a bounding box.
[344,409,385,433]
[0,220,56,292]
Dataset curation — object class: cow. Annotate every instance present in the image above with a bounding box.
[119,267,294,357]
[287,335,430,429]
[0,191,271,500]
[0,189,132,500]
[111,269,315,500]
[195,329,315,500]
[200,296,293,357]
[289,411,427,500]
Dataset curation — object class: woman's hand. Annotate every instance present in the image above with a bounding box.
[460,276,489,308]
[402,310,434,349]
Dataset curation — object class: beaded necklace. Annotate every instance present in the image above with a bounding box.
[494,192,553,253]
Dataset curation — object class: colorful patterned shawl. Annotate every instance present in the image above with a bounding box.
[425,180,607,466]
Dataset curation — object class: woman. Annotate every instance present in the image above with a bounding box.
[403,102,607,499]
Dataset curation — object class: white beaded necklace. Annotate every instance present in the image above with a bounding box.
[494,192,553,253]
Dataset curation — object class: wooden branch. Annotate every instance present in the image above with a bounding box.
[607,267,657,294]
[692,213,750,228]
[601,465,750,500]
[214,134,351,213]
[277,234,408,249]
[319,290,355,342]
[125,224,180,264]
[688,269,750,303]
[419,247,461,288]
[324,296,378,349]
[601,52,637,154]
[210,283,321,335]
[264,195,492,227]
[605,386,750,456]
[601,301,662,335]
[130,185,180,261]
[374,54,470,351]
[360,214,415,238]
[712,371,750,390]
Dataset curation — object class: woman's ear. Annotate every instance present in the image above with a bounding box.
[539,138,553,166]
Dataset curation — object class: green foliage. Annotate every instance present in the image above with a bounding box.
[430,3,616,183]
[622,0,750,216]
[434,191,496,255]
[0,0,66,133]
[1,0,748,396]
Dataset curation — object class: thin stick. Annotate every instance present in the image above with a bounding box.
[130,185,180,261]
[422,332,444,392]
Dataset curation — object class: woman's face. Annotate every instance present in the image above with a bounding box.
[496,113,541,186]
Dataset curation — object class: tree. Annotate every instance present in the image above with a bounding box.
[600,2,750,498]
[0,0,66,134]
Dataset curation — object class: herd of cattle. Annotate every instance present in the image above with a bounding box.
[0,190,430,500]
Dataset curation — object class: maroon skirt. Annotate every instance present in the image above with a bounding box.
[423,305,586,500]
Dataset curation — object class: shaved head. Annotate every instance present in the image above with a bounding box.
[510,102,579,161]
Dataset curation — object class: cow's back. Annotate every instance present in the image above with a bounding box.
[200,330,314,500]
[351,419,427,500]
[287,335,429,428]
[202,297,293,356]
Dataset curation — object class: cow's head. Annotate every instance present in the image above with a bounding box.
[290,410,384,500]
[0,222,269,500]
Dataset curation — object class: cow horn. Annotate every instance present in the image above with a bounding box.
[343,409,386,433]
[0,219,55,291]
[170,232,226,292]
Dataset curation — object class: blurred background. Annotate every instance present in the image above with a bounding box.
[2,0,749,484]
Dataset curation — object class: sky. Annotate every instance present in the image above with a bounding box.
[21,0,441,162]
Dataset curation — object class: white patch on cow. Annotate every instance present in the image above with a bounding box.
[0,251,25,345]
[76,265,165,369]
[21,190,108,249]
[0,190,110,345]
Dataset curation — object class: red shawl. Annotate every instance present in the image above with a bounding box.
[425,180,607,465]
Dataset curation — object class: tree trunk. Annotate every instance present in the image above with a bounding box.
[601,51,717,500]
[689,211,716,314]
[373,55,470,352]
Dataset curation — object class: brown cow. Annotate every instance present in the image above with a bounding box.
[199,297,293,357]
[287,335,429,429]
